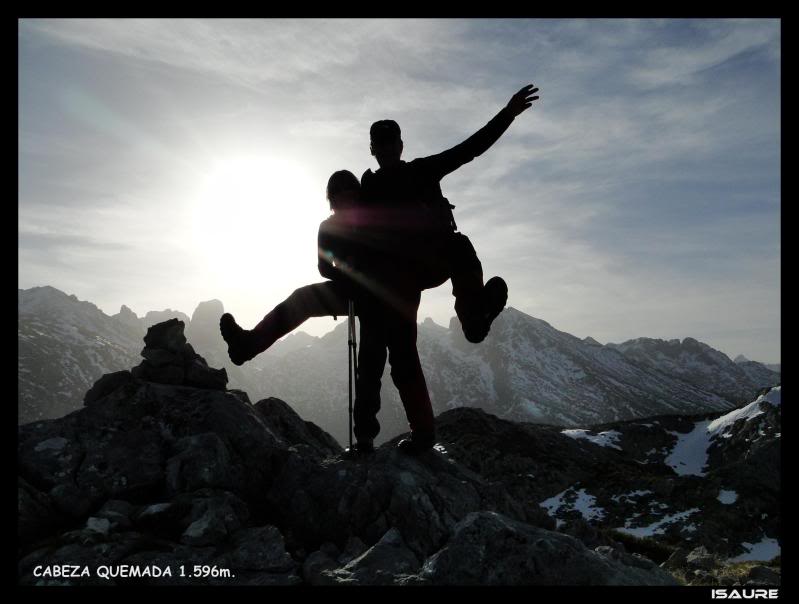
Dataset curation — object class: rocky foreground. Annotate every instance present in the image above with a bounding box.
[18,320,779,586]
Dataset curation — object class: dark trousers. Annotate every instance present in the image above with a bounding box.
[410,231,485,327]
[250,281,349,355]
[353,289,434,442]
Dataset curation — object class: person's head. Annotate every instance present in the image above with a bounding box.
[369,120,403,168]
[326,170,361,212]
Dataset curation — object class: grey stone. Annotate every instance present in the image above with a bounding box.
[686,546,718,570]
[321,528,421,585]
[143,319,187,353]
[229,526,296,573]
[84,371,132,405]
[180,491,248,547]
[49,483,92,519]
[184,359,228,390]
[661,547,689,570]
[747,565,780,585]
[166,433,233,494]
[141,348,179,367]
[418,511,679,585]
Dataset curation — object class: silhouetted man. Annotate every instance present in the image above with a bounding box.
[352,84,540,454]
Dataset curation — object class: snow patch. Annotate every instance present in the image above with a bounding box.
[539,487,605,523]
[561,429,623,450]
[729,537,780,562]
[615,508,700,538]
[717,490,738,505]
[665,421,712,476]
[610,490,653,503]
[664,387,780,477]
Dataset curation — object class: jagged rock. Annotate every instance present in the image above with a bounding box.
[180,490,249,547]
[18,477,60,542]
[133,320,228,390]
[338,535,368,565]
[253,397,342,460]
[141,348,179,367]
[661,547,689,570]
[686,545,717,570]
[184,359,227,390]
[84,371,133,405]
[135,502,191,538]
[85,516,112,536]
[416,512,678,585]
[229,526,296,572]
[133,363,184,385]
[303,550,339,585]
[95,500,135,531]
[747,565,780,585]
[49,482,92,519]
[165,433,233,494]
[320,527,421,585]
[143,319,188,353]
[265,444,529,559]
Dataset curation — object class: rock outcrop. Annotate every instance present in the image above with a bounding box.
[18,320,681,586]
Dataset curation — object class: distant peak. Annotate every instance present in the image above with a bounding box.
[191,299,225,324]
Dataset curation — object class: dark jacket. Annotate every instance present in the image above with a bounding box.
[360,106,516,233]
[356,106,516,288]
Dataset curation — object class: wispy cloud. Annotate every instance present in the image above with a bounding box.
[18,18,781,362]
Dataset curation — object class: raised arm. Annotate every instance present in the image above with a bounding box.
[420,84,540,180]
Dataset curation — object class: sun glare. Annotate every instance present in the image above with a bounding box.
[189,154,327,318]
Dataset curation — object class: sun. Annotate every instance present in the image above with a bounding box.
[189,154,327,303]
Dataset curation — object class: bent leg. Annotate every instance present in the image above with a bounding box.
[447,232,484,320]
[447,232,507,343]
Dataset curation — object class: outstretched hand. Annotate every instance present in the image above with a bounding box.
[505,84,540,116]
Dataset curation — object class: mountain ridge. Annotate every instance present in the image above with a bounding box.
[18,287,779,447]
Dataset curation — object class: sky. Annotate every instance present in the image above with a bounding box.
[18,18,781,363]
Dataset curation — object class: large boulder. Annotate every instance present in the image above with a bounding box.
[416,512,679,585]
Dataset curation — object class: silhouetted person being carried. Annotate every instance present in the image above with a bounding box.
[220,171,368,365]
[220,170,431,456]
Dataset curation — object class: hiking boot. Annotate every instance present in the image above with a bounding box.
[219,313,258,366]
[462,276,508,343]
[343,439,375,459]
[397,433,435,456]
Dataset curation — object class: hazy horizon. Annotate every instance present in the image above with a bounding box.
[19,19,780,364]
[18,282,780,365]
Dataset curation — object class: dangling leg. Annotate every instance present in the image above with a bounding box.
[220,281,348,365]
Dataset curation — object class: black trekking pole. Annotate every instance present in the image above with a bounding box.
[347,300,358,450]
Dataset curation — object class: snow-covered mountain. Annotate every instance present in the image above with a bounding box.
[18,287,143,424]
[735,355,781,375]
[254,308,744,445]
[18,287,779,450]
[606,337,779,405]
[438,386,781,564]
[17,287,255,424]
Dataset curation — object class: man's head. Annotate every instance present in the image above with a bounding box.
[369,119,403,168]
[326,170,361,211]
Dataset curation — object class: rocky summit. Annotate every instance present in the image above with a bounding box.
[17,320,691,586]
